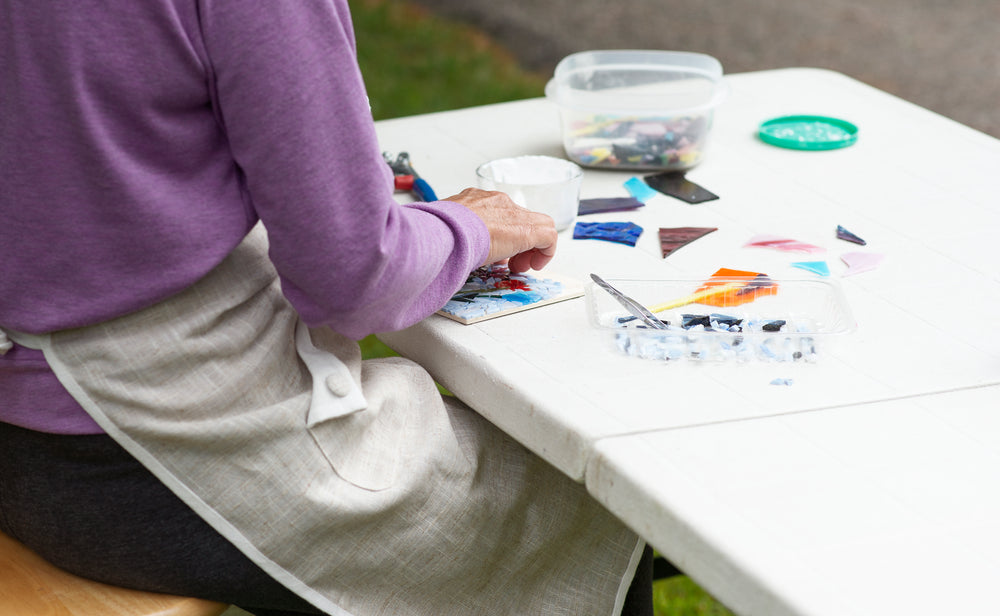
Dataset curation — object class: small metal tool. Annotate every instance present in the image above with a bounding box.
[590,274,668,330]
[384,151,438,202]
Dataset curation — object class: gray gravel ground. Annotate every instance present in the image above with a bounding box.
[412,0,1000,138]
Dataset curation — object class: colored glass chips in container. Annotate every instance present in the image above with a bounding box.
[545,50,728,171]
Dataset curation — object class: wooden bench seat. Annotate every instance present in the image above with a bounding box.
[0,528,228,616]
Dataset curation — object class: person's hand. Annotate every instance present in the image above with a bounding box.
[446,187,558,273]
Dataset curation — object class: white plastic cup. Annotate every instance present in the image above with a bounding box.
[475,155,583,232]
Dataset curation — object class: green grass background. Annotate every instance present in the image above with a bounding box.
[349,1,734,613]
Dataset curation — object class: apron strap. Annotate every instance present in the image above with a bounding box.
[0,327,47,353]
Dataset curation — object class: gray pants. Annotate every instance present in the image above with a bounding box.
[0,421,321,615]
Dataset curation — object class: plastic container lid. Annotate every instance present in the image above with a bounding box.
[545,50,727,113]
[758,115,858,150]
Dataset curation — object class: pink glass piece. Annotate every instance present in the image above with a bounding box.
[841,252,885,276]
[745,234,825,254]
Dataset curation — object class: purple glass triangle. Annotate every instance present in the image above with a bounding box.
[836,225,867,246]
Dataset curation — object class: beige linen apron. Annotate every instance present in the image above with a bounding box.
[6,224,643,616]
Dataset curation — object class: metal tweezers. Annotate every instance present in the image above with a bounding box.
[590,274,668,330]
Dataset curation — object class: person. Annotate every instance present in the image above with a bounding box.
[0,1,652,615]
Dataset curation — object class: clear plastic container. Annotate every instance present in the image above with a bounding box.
[545,50,728,171]
[585,277,856,362]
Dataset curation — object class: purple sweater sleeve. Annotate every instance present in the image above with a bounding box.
[0,1,489,434]
[201,0,489,339]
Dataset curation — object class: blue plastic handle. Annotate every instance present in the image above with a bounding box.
[413,177,437,202]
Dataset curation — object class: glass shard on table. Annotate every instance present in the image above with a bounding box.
[745,234,825,254]
[643,172,719,204]
[578,197,645,216]
[791,261,831,276]
[658,227,718,258]
[647,268,778,313]
[573,221,644,246]
[836,225,867,246]
[841,252,885,276]
[623,176,659,203]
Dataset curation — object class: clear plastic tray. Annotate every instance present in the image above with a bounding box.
[586,277,856,362]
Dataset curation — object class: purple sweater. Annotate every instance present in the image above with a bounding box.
[0,1,489,434]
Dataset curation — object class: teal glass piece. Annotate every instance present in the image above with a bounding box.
[791,261,831,277]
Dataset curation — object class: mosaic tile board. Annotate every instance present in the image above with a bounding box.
[437,265,583,325]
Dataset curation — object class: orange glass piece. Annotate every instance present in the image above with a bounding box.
[648,269,779,314]
[696,268,778,307]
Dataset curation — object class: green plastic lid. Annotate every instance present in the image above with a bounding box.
[758,115,858,150]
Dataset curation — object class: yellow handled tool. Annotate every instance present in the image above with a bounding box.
[647,282,745,314]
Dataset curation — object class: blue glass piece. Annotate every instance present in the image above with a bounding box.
[709,313,743,328]
[502,291,538,305]
[681,314,712,329]
[573,221,644,246]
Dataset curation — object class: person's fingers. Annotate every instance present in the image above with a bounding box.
[445,188,558,270]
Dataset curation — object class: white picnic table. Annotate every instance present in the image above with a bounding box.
[376,68,1000,616]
